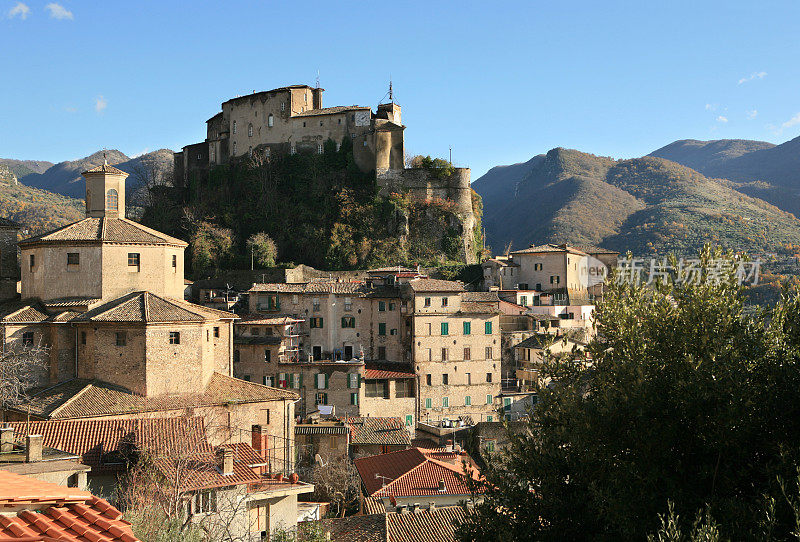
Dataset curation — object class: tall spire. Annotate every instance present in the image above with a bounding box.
[388,77,393,102]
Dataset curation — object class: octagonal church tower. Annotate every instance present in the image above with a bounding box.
[18,160,187,305]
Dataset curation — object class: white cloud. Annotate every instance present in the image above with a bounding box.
[705,103,715,111]
[716,116,728,123]
[738,71,767,85]
[45,3,72,20]
[95,95,107,113]
[8,2,30,19]
[747,110,758,120]
[782,113,800,130]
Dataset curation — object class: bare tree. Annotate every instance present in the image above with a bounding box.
[129,154,174,210]
[307,455,361,518]
[0,342,48,421]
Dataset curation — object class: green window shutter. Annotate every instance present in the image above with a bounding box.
[442,397,449,408]
[341,317,346,328]
[425,398,432,409]
[463,321,470,335]
[319,317,324,329]
[379,301,386,311]
[324,373,329,389]
[487,415,493,422]
[299,373,303,388]
[350,392,358,406]
[441,322,448,336]
[485,321,492,334]
[465,395,471,406]
[315,373,322,389]
[379,323,386,335]
[487,394,493,405]
[405,415,413,426]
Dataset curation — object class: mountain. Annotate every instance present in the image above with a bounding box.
[0,159,53,179]
[650,136,800,216]
[19,149,174,200]
[0,173,83,235]
[475,147,800,256]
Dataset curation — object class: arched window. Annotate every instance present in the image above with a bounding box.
[268,114,274,127]
[106,189,118,211]
[248,124,253,137]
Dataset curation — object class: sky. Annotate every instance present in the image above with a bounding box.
[2,0,800,179]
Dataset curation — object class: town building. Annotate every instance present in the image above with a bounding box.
[353,447,481,513]
[294,416,412,461]
[0,425,89,490]
[316,505,467,542]
[0,160,299,463]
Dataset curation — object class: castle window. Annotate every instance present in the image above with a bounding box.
[22,332,34,346]
[169,332,181,345]
[233,120,237,134]
[233,141,237,154]
[290,143,296,155]
[196,153,201,161]
[214,327,219,338]
[128,253,140,269]
[248,124,253,137]
[106,189,118,211]
[281,102,286,112]
[319,120,323,127]
[172,255,177,269]
[29,254,34,270]
[304,93,308,104]
[268,114,274,127]
[338,118,341,124]
[67,253,79,266]
[265,147,271,158]
[317,143,323,154]
[210,149,215,162]
[81,331,86,345]
[302,121,306,128]
[115,332,126,347]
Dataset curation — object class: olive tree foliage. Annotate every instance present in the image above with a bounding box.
[189,222,234,275]
[0,342,47,421]
[458,247,800,541]
[246,232,278,268]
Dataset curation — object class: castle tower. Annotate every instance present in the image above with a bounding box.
[83,157,128,219]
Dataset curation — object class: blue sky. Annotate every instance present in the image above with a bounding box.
[2,0,800,179]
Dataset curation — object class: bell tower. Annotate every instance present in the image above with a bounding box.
[83,154,128,219]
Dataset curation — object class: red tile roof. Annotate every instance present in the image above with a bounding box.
[344,417,411,447]
[0,470,139,542]
[364,368,415,380]
[386,506,466,542]
[355,448,480,499]
[19,218,186,248]
[7,418,211,471]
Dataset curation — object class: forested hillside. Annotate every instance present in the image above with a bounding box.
[475,147,800,256]
[141,139,483,276]
[0,176,83,235]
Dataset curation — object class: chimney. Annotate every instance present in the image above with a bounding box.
[26,434,43,462]
[397,504,408,514]
[217,447,234,476]
[251,424,265,458]
[429,502,436,512]
[411,503,420,513]
[437,479,446,493]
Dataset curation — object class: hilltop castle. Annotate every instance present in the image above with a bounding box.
[173,83,477,261]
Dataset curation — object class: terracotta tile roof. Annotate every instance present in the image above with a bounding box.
[82,163,127,176]
[0,470,138,542]
[15,373,298,419]
[386,506,466,542]
[363,496,387,515]
[458,302,499,315]
[483,258,518,267]
[461,291,500,303]
[405,279,464,293]
[0,301,49,323]
[249,282,367,295]
[344,417,411,447]
[510,243,587,256]
[154,449,262,492]
[72,292,236,323]
[364,368,415,380]
[355,449,480,499]
[367,266,417,274]
[410,438,440,450]
[19,218,187,248]
[294,105,370,117]
[42,298,102,309]
[0,216,21,229]
[6,417,211,471]
[295,424,350,436]
[316,514,386,542]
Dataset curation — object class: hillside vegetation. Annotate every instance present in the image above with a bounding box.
[0,177,83,235]
[141,139,482,276]
[475,147,800,256]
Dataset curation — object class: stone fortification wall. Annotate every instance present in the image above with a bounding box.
[377,168,476,263]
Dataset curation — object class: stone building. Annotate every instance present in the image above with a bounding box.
[0,217,20,301]
[0,160,299,460]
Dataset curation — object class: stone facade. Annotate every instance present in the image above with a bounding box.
[0,219,20,302]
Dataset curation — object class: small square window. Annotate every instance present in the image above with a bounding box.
[486,372,493,383]
[442,297,448,307]
[424,297,431,307]
[213,327,219,338]
[29,254,35,269]
[128,253,140,267]
[115,332,126,347]
[67,253,80,265]
[22,331,34,346]
[169,332,180,345]
[442,374,449,385]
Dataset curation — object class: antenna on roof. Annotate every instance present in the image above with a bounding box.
[388,77,393,102]
[102,148,108,166]
[316,69,320,88]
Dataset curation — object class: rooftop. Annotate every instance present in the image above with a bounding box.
[386,506,466,542]
[19,217,188,248]
[405,279,465,293]
[13,372,298,419]
[72,292,237,323]
[294,105,370,117]
[0,470,139,542]
[82,162,128,176]
[510,243,589,256]
[354,448,479,499]
[316,514,386,542]
[345,417,411,447]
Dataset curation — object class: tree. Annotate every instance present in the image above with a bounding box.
[246,232,278,269]
[307,455,360,517]
[190,222,233,275]
[0,343,47,421]
[458,248,800,541]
